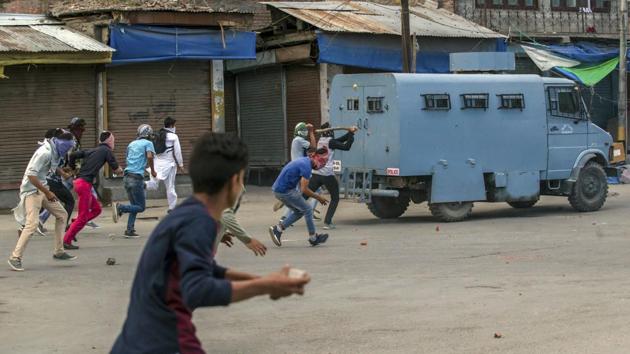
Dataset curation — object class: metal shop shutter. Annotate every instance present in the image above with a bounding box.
[237,67,285,166]
[285,65,321,155]
[107,61,211,170]
[224,71,238,135]
[582,75,614,129]
[0,64,97,189]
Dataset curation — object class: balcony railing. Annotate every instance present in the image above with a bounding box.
[458,6,620,36]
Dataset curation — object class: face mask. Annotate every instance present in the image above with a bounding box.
[53,138,75,157]
[102,133,115,150]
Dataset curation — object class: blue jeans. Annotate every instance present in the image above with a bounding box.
[275,189,316,235]
[119,174,146,231]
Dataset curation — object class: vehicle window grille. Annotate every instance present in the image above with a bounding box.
[366,97,384,113]
[346,98,359,111]
[422,94,451,111]
[498,94,525,110]
[461,93,489,110]
[548,87,580,118]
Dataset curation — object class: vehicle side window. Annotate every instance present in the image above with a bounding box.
[548,86,581,118]
[366,97,384,114]
[422,94,451,110]
[497,94,525,110]
[461,93,489,110]
[346,98,359,111]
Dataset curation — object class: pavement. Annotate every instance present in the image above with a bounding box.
[2,185,630,353]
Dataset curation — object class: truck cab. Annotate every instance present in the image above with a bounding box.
[331,74,613,222]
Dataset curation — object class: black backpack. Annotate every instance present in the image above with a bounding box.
[153,128,169,154]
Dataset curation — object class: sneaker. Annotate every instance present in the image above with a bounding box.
[87,221,100,229]
[308,233,329,246]
[39,223,48,233]
[112,203,120,223]
[323,223,336,230]
[8,258,23,271]
[63,242,79,250]
[35,223,46,236]
[53,252,77,261]
[124,230,140,238]
[268,225,282,247]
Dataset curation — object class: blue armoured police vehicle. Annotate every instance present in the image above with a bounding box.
[331,74,613,222]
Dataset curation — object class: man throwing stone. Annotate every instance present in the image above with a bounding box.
[269,148,330,247]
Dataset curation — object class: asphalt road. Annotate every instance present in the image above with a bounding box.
[1,185,630,353]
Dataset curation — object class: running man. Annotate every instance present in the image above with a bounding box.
[310,123,358,230]
[63,131,122,249]
[8,131,77,271]
[145,117,184,212]
[111,133,309,354]
[112,124,157,238]
[269,148,330,247]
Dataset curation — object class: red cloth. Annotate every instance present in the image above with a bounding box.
[64,178,101,243]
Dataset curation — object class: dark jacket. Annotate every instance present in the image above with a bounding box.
[111,197,232,354]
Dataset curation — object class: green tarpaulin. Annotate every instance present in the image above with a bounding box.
[557,57,619,86]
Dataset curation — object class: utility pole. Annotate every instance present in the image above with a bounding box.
[400,0,412,73]
[619,0,627,147]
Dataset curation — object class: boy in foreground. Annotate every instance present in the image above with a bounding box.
[111,133,309,354]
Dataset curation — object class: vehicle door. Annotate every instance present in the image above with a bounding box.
[333,85,365,169]
[362,86,389,170]
[545,85,589,180]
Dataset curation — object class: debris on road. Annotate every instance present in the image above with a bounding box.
[610,192,620,197]
[494,332,503,339]
[106,258,116,266]
[435,225,440,232]
[360,240,368,246]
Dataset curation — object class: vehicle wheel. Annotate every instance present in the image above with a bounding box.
[568,161,608,212]
[367,194,410,219]
[507,200,538,209]
[429,202,473,222]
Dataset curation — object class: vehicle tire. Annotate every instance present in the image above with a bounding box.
[367,194,410,219]
[568,161,608,212]
[507,200,538,209]
[429,202,473,222]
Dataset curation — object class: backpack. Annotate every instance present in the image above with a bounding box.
[153,128,170,154]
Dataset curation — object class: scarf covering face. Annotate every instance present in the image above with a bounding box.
[311,150,329,170]
[102,132,115,150]
[53,137,75,157]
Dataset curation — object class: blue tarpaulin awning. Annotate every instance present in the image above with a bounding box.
[109,24,256,64]
[547,41,621,64]
[317,33,506,73]
[317,32,450,73]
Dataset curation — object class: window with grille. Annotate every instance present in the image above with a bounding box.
[422,94,451,110]
[548,87,581,118]
[346,98,359,111]
[366,97,384,113]
[461,94,489,110]
[475,0,538,9]
[498,94,525,110]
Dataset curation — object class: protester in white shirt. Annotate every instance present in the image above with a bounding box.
[146,117,184,212]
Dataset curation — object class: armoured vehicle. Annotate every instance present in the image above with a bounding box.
[331,74,613,222]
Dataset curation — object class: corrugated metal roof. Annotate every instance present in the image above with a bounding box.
[0,13,62,26]
[0,25,114,53]
[262,1,505,38]
[51,0,256,17]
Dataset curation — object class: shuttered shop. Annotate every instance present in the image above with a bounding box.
[285,65,321,152]
[237,67,285,166]
[107,61,211,169]
[0,65,97,189]
[224,71,238,135]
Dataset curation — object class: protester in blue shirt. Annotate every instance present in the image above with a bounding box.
[111,133,310,354]
[113,124,157,238]
[269,148,330,247]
